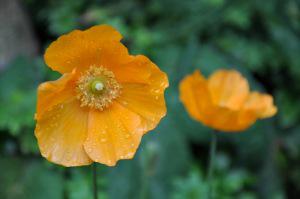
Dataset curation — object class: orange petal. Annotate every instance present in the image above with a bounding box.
[116,82,168,132]
[35,70,77,120]
[84,103,143,166]
[243,92,277,118]
[44,25,129,74]
[208,70,249,110]
[113,56,168,132]
[35,99,92,167]
[207,107,257,132]
[179,70,212,123]
[113,55,169,93]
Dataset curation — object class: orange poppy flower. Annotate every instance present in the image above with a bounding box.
[34,25,168,167]
[179,69,277,132]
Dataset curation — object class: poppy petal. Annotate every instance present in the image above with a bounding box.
[243,92,277,118]
[35,99,92,167]
[84,103,143,166]
[208,70,249,110]
[114,55,168,93]
[117,82,167,132]
[207,107,257,132]
[44,25,128,74]
[35,70,77,120]
[179,70,212,122]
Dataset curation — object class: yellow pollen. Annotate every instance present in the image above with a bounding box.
[76,66,121,110]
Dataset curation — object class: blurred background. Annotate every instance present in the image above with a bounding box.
[0,0,300,198]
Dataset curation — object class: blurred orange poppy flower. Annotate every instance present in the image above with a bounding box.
[179,69,277,132]
[34,25,168,167]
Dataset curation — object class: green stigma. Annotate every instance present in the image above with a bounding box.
[91,80,105,93]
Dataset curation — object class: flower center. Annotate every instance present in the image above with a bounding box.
[91,80,105,93]
[76,66,121,110]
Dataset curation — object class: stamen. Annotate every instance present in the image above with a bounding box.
[76,66,121,110]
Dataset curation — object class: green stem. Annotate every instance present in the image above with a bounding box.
[207,131,217,199]
[93,163,98,199]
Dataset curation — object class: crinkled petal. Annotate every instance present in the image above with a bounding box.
[84,103,143,166]
[116,82,167,132]
[208,70,249,110]
[35,69,77,120]
[35,99,92,167]
[113,55,168,93]
[243,92,277,118]
[113,55,168,131]
[207,107,257,132]
[179,70,212,122]
[44,25,129,74]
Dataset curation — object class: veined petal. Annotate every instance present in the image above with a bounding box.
[179,70,212,123]
[35,99,92,167]
[206,107,257,132]
[243,92,277,119]
[113,55,169,93]
[44,25,129,74]
[35,69,77,120]
[116,83,167,132]
[113,56,168,132]
[208,70,249,110]
[84,103,143,166]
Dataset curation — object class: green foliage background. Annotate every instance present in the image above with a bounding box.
[1,0,300,198]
